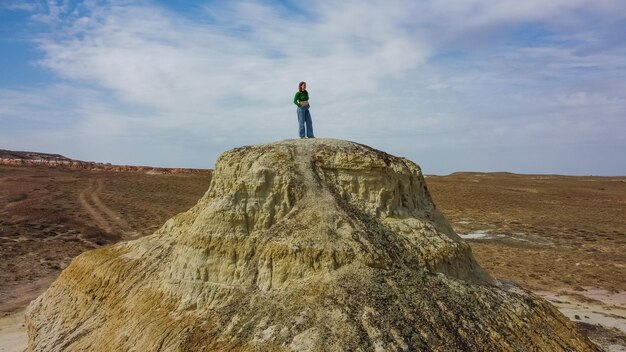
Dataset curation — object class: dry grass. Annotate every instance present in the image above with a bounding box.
[0,165,210,313]
[427,172,626,292]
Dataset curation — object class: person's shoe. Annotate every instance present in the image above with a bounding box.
[308,136,315,138]
[300,136,305,139]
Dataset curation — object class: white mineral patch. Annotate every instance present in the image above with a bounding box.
[538,290,626,335]
[459,230,491,239]
[511,237,529,242]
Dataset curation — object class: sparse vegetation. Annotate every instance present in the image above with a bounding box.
[0,165,210,313]
[427,172,626,292]
[5,193,27,203]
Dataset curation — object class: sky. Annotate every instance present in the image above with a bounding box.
[1,0,625,175]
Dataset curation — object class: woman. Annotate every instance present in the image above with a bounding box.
[293,81,314,139]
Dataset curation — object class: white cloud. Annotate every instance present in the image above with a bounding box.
[1,1,38,12]
[1,0,625,174]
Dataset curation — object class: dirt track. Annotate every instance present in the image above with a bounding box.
[0,165,210,315]
[78,179,138,239]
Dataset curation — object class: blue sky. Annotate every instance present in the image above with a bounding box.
[1,0,625,175]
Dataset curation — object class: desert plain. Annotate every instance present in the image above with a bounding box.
[0,162,624,351]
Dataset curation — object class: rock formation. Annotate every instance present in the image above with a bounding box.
[0,149,209,174]
[26,139,599,351]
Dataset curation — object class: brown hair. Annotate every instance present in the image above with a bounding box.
[299,81,306,92]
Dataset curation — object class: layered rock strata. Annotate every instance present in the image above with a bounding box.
[0,149,209,174]
[26,139,599,351]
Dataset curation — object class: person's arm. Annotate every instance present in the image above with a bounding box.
[294,92,301,107]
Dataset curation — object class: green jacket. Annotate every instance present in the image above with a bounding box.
[294,90,309,107]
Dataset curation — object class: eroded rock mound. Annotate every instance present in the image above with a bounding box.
[26,139,599,351]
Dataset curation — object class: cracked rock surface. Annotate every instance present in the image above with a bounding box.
[26,139,600,351]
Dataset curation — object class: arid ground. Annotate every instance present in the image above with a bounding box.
[1,166,624,351]
[0,166,210,320]
[427,172,626,351]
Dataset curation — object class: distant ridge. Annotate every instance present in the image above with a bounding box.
[0,149,72,162]
[0,149,210,174]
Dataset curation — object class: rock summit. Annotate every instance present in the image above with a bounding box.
[26,139,599,351]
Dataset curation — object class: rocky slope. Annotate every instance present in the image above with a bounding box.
[25,139,600,351]
[0,149,208,174]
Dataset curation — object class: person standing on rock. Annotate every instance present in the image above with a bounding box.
[294,81,315,139]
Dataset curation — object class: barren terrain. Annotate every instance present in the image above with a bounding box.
[0,165,210,314]
[428,172,626,350]
[427,172,626,292]
[1,166,624,351]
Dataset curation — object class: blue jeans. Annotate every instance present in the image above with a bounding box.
[297,106,314,138]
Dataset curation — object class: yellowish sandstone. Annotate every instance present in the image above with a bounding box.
[26,139,600,351]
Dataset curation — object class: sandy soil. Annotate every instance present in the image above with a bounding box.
[0,310,26,352]
[1,167,624,351]
[536,289,626,350]
[0,165,210,314]
[0,165,210,351]
[428,172,626,292]
[427,172,626,351]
